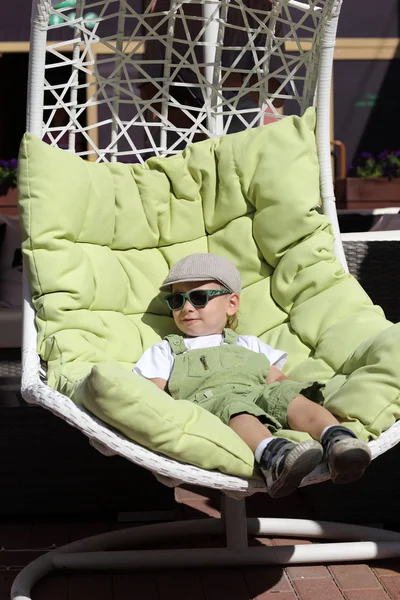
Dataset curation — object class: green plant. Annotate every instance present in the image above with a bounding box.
[0,159,17,194]
[350,151,400,180]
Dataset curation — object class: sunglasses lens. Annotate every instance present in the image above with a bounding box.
[166,290,211,310]
[167,293,184,310]
[189,290,208,307]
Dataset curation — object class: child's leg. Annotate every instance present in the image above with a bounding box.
[228,413,322,498]
[287,394,371,484]
[228,413,272,451]
[287,394,339,439]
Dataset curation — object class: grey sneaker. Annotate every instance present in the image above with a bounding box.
[259,438,323,499]
[321,425,372,484]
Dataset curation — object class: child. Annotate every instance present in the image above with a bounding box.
[134,253,371,498]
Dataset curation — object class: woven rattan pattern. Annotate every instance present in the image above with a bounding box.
[344,241,400,323]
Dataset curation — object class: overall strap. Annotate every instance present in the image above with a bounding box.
[223,328,238,345]
[164,334,187,356]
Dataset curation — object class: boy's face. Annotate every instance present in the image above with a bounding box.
[171,280,239,337]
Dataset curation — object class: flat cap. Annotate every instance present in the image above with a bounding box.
[160,253,242,293]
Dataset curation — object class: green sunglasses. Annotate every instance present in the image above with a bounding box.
[164,289,231,311]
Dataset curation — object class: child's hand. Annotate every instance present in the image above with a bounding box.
[266,365,290,385]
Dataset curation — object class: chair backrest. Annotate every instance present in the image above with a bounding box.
[22,0,347,360]
[27,0,342,167]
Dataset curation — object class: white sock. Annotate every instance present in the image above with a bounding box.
[254,437,275,463]
[320,425,335,442]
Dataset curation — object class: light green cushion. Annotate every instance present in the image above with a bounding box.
[18,108,397,478]
[74,363,256,474]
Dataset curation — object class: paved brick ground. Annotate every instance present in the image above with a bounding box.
[1,486,400,600]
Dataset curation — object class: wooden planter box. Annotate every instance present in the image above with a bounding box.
[0,186,18,215]
[335,177,400,210]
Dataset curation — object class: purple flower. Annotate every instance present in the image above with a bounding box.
[0,158,17,170]
[352,149,400,179]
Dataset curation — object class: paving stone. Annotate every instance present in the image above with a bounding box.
[200,568,250,600]
[374,563,400,578]
[379,576,400,599]
[158,570,205,600]
[113,572,159,600]
[0,573,14,600]
[67,573,113,600]
[270,537,311,546]
[254,593,298,600]
[343,589,391,600]
[244,566,292,594]
[291,577,344,600]
[287,565,331,579]
[31,573,69,600]
[329,564,381,590]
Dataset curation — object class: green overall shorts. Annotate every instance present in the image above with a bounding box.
[165,328,307,432]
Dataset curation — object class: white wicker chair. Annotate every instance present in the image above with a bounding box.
[12,0,400,598]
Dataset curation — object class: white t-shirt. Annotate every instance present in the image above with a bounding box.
[134,334,287,381]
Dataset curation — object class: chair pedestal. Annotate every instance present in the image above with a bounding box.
[11,496,400,600]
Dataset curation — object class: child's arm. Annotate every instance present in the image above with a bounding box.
[148,377,168,391]
[266,365,290,384]
[134,341,173,392]
[249,337,289,383]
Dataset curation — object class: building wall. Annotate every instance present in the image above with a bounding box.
[334,0,399,173]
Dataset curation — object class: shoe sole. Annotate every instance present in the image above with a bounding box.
[266,440,323,499]
[329,439,372,484]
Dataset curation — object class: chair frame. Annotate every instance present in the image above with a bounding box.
[12,1,400,598]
